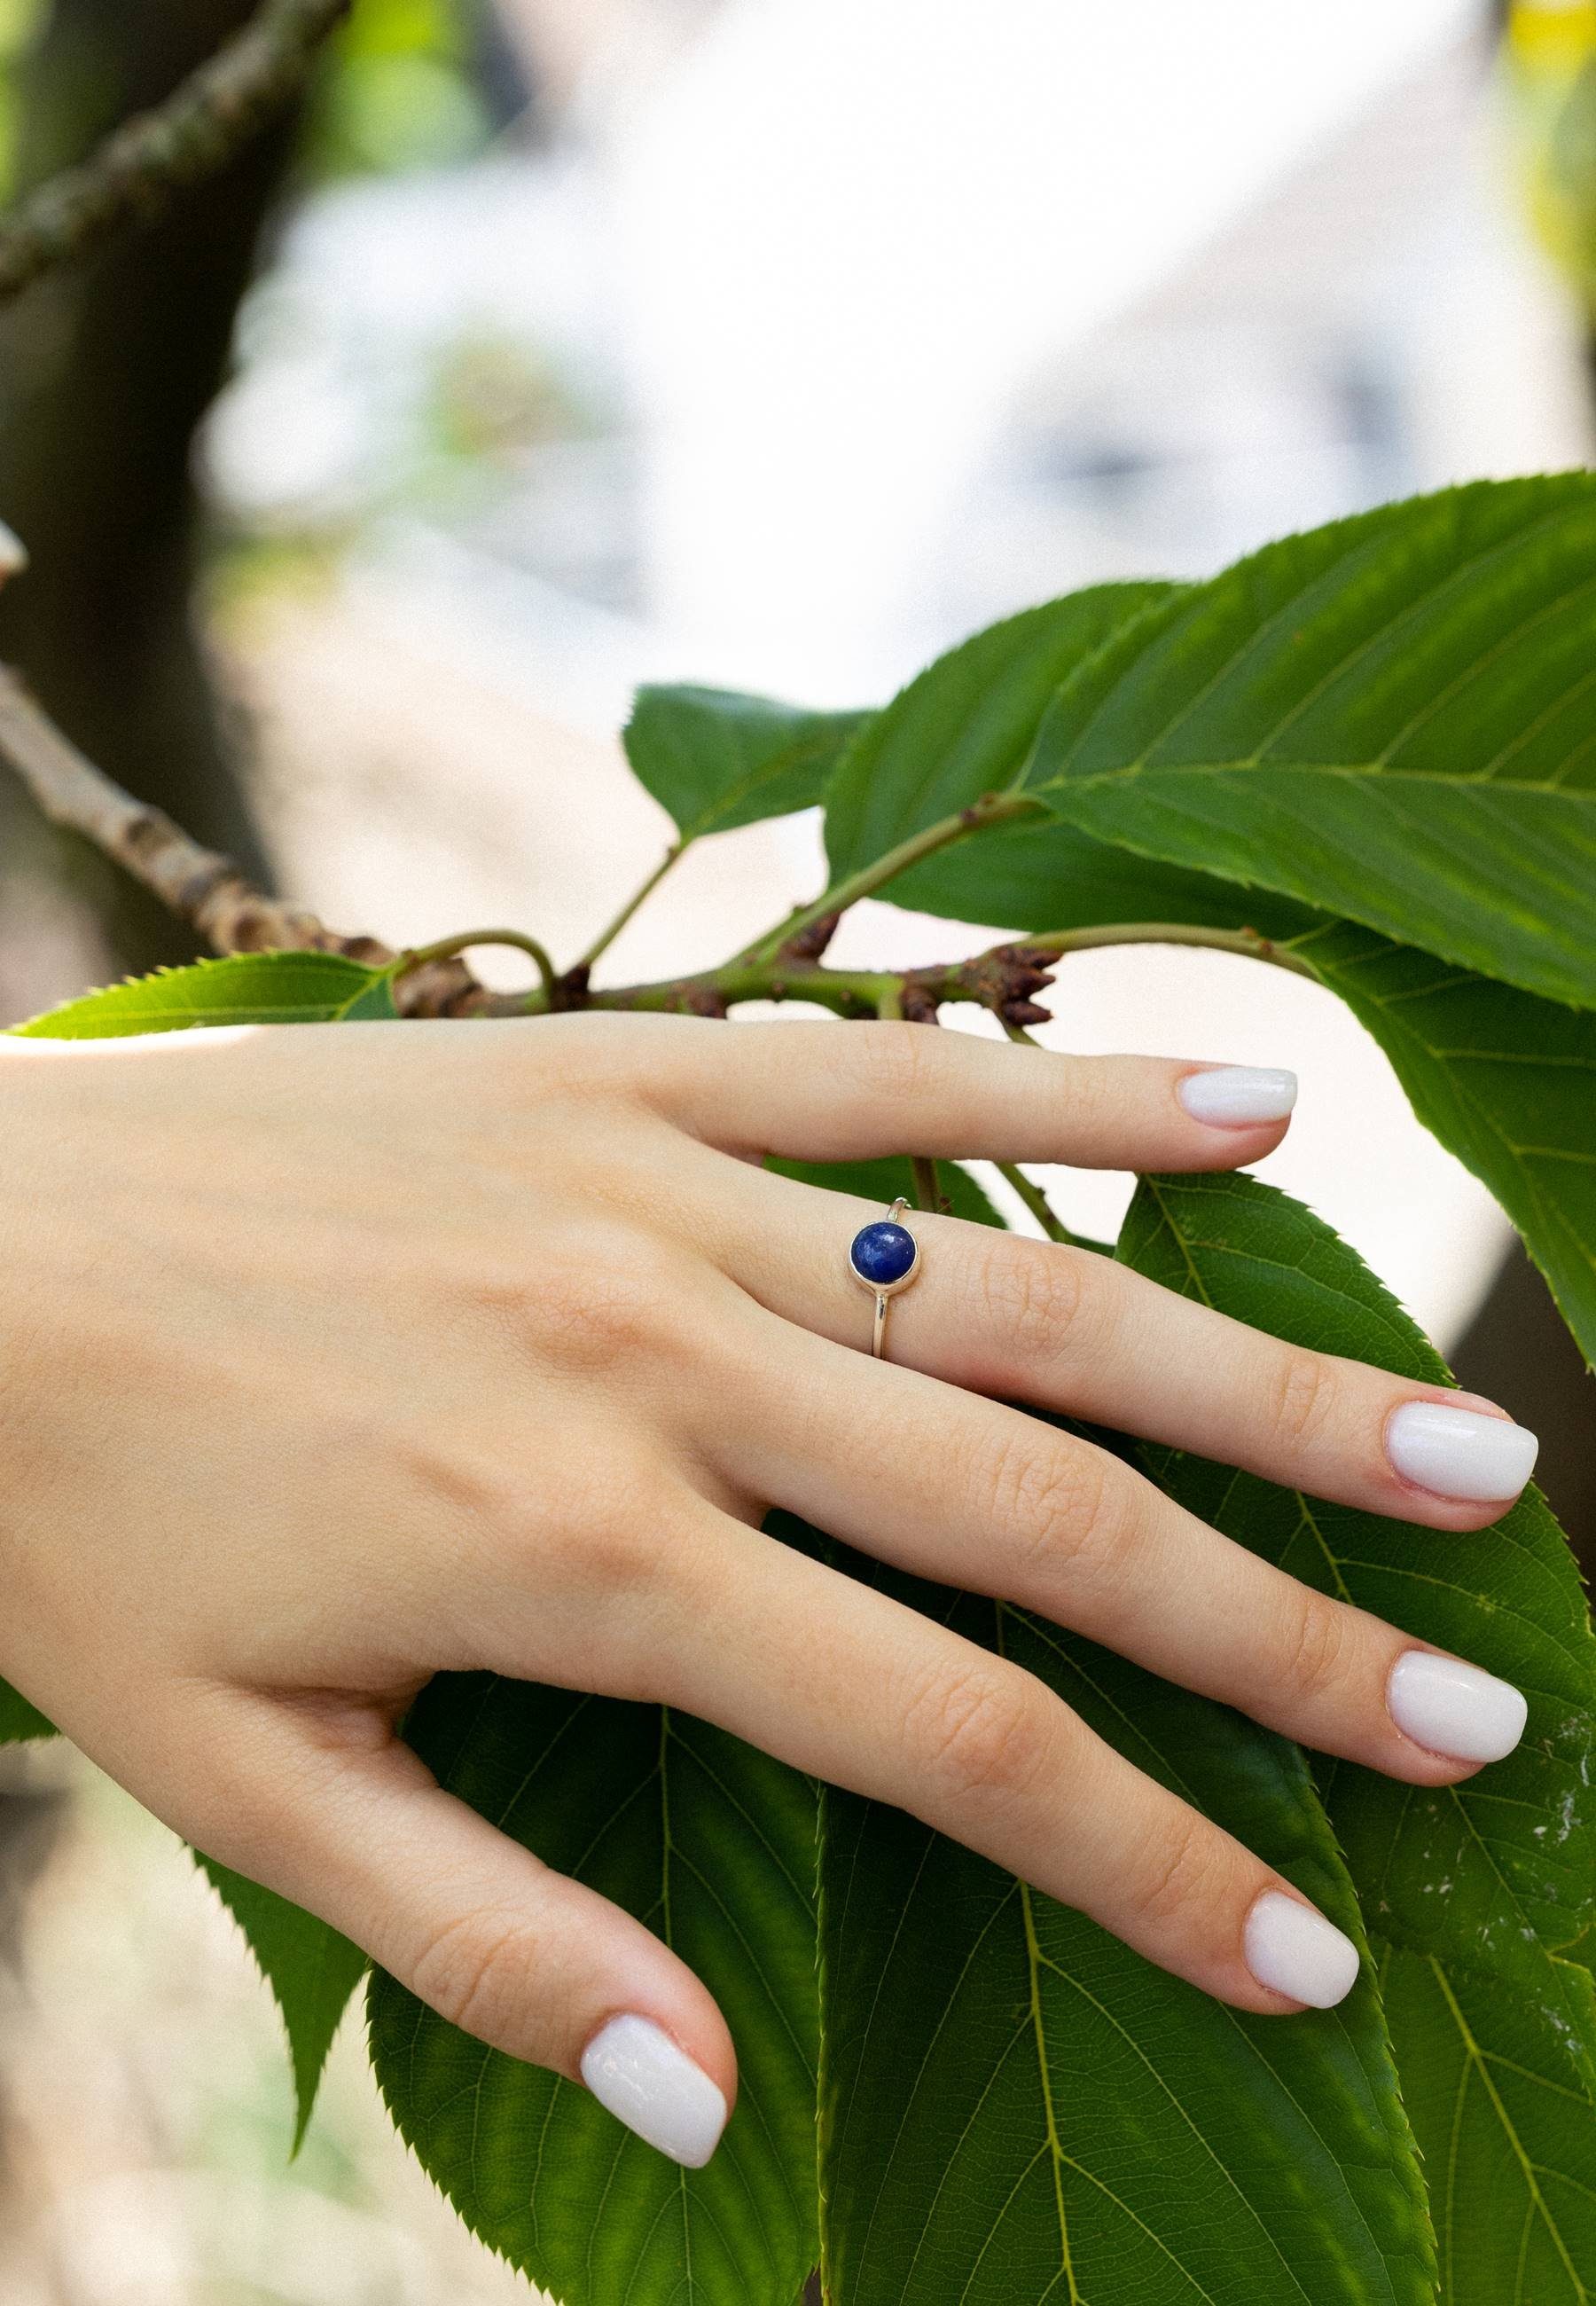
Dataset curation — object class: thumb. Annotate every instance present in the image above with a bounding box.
[192,1692,737,2169]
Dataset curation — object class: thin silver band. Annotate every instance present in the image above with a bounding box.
[847,1193,922,1361]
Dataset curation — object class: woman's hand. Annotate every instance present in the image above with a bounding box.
[0,1017,1537,2168]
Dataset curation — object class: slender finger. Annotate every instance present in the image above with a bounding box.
[640,1016,1296,1169]
[713,1317,1528,1784]
[694,1154,1538,1529]
[650,1502,1361,2015]
[182,1690,736,2169]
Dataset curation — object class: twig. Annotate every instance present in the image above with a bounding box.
[0,611,1318,1030]
[391,928,560,1008]
[0,0,351,305]
[496,920,1314,1020]
[0,663,478,1016]
[738,788,1043,965]
[575,841,684,974]
[911,1154,943,1215]
[996,1160,1084,1247]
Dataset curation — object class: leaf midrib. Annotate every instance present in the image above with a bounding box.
[1042,761,1596,799]
[681,721,855,842]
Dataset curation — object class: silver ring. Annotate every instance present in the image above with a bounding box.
[846,1195,922,1360]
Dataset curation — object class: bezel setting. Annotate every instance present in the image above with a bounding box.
[848,1218,921,1297]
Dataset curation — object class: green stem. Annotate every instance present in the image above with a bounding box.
[1023,920,1318,979]
[393,927,560,1006]
[489,915,1318,1021]
[520,961,904,1019]
[739,788,1042,964]
[996,1160,1082,1247]
[911,1154,943,1215]
[577,840,685,973]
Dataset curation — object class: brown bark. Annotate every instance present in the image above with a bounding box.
[0,0,308,971]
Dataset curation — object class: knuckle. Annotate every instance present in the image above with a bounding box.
[1132,1814,1221,1932]
[555,1464,670,1594]
[1276,1592,1356,1706]
[410,1905,533,2043]
[1264,1348,1339,1453]
[978,1428,1117,1580]
[905,1660,1049,1808]
[978,1243,1096,1365]
[531,1228,689,1369]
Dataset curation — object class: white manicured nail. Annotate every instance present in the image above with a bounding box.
[1389,1651,1528,1765]
[1385,1401,1539,1502]
[1177,1067,1298,1126]
[1244,1891,1360,2008]
[580,2014,728,2168]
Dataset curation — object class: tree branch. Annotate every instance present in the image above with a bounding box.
[0,661,478,1015]
[0,609,1317,1029]
[0,0,350,304]
[996,1159,1087,1248]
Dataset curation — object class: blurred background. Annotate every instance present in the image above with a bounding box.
[1,1,1594,2296]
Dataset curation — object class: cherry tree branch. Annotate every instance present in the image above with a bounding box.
[0,592,1315,1029]
[0,0,350,304]
[0,659,479,1015]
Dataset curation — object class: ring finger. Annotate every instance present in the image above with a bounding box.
[692,1153,1538,1532]
[708,1314,1529,1784]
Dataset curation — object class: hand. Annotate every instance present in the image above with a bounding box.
[0,1018,1537,2168]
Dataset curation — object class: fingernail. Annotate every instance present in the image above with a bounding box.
[1177,1066,1298,1126]
[580,2014,728,2168]
[1389,1650,1528,1765]
[1244,1890,1360,2008]
[1385,1401,1539,1502]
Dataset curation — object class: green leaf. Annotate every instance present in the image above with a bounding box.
[823,584,1177,882]
[332,968,402,1018]
[1293,922,1596,1374]
[1116,1173,1596,2012]
[872,810,1320,941]
[197,1856,367,2153]
[367,1673,819,2306]
[863,812,1596,1375]
[1381,1945,1596,2306]
[801,1158,1432,2303]
[819,1576,1435,2306]
[1024,477,1596,1008]
[0,1679,55,1744]
[11,952,389,1037]
[624,685,871,843]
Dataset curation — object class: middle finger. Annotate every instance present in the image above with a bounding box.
[716,1313,1529,1784]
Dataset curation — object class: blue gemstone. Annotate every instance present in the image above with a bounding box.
[850,1220,918,1287]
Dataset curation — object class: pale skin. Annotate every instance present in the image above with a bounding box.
[0,1017,1538,2161]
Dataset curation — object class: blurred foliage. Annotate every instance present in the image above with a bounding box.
[0,0,496,200]
[1503,0,1596,319]
[312,0,494,178]
[424,330,583,463]
[0,0,47,197]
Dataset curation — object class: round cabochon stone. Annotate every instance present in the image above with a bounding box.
[849,1220,918,1287]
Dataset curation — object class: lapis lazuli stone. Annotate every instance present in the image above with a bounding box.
[850,1220,918,1287]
